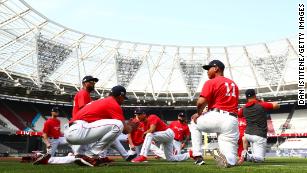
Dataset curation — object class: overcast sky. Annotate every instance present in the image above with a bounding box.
[25,0,301,46]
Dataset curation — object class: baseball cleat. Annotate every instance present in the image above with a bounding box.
[97,157,114,163]
[125,154,137,161]
[131,155,147,163]
[74,155,86,166]
[212,149,230,168]
[194,156,205,165]
[75,155,98,167]
[154,155,161,160]
[33,153,51,165]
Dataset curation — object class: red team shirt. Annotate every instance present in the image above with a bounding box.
[169,120,190,141]
[72,96,125,123]
[237,100,273,132]
[130,119,145,146]
[72,89,92,118]
[42,118,61,139]
[200,76,239,114]
[237,108,247,134]
[240,100,273,111]
[145,114,168,132]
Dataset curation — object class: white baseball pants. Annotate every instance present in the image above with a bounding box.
[173,140,182,155]
[140,128,189,161]
[244,134,267,162]
[190,111,239,165]
[129,143,166,159]
[99,137,129,159]
[48,137,69,156]
[64,119,123,155]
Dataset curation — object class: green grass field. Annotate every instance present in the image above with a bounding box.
[1,157,307,173]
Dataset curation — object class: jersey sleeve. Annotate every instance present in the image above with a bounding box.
[238,108,243,118]
[259,102,274,110]
[200,80,213,100]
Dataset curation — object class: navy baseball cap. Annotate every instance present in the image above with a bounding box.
[178,112,185,117]
[134,107,147,114]
[245,89,256,98]
[202,60,225,71]
[51,107,59,113]
[110,85,128,100]
[82,75,99,83]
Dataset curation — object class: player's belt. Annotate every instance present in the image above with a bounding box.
[210,108,237,118]
[68,122,77,127]
[48,137,59,139]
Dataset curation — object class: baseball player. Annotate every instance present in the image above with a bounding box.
[169,113,190,155]
[127,113,166,159]
[238,89,280,163]
[71,75,98,158]
[65,85,137,167]
[34,107,71,164]
[190,60,239,168]
[131,108,191,163]
[72,75,98,118]
[72,76,134,164]
[237,111,247,163]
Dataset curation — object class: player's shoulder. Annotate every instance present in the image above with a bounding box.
[170,120,177,124]
[45,118,53,124]
[75,89,88,98]
[148,114,159,119]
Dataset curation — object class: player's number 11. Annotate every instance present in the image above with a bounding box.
[225,82,236,97]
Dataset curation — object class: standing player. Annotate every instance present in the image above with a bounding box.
[34,107,71,164]
[72,75,98,118]
[131,108,191,163]
[65,85,137,167]
[190,60,239,168]
[169,113,190,155]
[71,75,98,160]
[239,89,280,163]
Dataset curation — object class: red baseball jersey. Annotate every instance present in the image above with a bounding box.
[243,100,273,110]
[169,120,190,141]
[238,108,247,133]
[145,114,168,132]
[72,89,92,118]
[130,118,145,146]
[241,100,274,138]
[200,76,239,114]
[72,96,125,123]
[42,118,61,139]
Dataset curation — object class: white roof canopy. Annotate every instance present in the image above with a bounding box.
[0,0,299,101]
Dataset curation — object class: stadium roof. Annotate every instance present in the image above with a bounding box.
[0,0,299,102]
